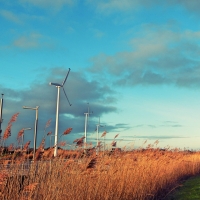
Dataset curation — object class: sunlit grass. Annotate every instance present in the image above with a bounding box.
[1,147,200,199]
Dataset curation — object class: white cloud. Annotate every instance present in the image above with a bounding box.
[0,8,45,27]
[0,9,22,24]
[86,0,139,14]
[170,0,200,14]
[19,0,75,11]
[13,33,42,49]
[86,0,200,16]
[91,29,105,38]
[89,26,200,87]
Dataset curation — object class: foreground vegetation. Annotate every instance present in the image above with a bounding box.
[1,147,200,200]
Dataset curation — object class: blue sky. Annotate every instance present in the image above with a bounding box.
[1,0,200,150]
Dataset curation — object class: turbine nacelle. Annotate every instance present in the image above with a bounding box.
[49,82,62,87]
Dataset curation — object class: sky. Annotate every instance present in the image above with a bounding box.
[1,0,200,150]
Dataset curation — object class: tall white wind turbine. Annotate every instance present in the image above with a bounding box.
[49,68,72,157]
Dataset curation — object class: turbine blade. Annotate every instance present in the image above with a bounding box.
[62,68,71,86]
[62,87,72,106]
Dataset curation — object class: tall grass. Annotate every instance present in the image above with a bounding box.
[1,148,200,199]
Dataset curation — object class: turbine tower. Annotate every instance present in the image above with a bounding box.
[96,117,104,155]
[49,68,72,157]
[21,127,32,149]
[84,103,92,150]
[0,94,4,140]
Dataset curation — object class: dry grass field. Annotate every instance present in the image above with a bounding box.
[1,114,200,199]
[1,147,200,200]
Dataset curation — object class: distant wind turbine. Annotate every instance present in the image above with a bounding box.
[96,117,104,155]
[84,103,92,150]
[49,68,72,157]
[0,94,4,139]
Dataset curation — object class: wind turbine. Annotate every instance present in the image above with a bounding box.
[49,68,72,157]
[84,103,92,150]
[20,128,32,150]
[96,117,104,155]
